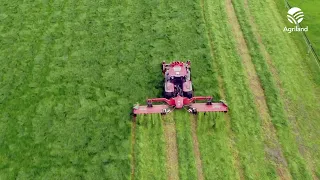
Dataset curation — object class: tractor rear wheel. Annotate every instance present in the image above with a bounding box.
[164,92,174,99]
[183,91,193,98]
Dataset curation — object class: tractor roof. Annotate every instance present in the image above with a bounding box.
[168,61,187,77]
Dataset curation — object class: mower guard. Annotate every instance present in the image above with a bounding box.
[133,104,170,115]
[190,102,228,112]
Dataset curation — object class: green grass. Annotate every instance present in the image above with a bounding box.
[174,110,197,180]
[134,115,166,180]
[0,0,319,179]
[0,1,135,179]
[246,0,320,178]
[231,0,313,179]
[0,0,170,179]
[274,0,320,85]
[0,0,231,179]
[288,0,320,56]
[201,0,277,179]
[197,112,238,180]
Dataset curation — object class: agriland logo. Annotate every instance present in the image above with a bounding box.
[287,7,304,24]
[283,7,308,33]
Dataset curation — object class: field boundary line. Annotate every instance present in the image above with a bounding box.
[190,116,204,180]
[163,115,179,180]
[226,0,292,178]
[131,120,137,180]
[199,0,244,179]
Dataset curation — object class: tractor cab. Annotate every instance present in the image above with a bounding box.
[164,61,190,83]
[163,61,193,98]
[168,61,187,77]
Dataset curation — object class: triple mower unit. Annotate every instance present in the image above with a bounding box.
[132,60,228,116]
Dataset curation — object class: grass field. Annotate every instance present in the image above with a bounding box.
[287,0,320,56]
[0,0,319,180]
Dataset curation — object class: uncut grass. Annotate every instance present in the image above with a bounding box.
[174,110,197,180]
[247,0,320,178]
[231,0,312,179]
[134,115,166,180]
[0,1,132,179]
[0,0,166,179]
[202,0,277,179]
[197,112,237,180]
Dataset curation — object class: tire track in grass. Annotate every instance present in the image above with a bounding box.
[190,116,204,180]
[246,0,316,178]
[249,1,319,177]
[201,0,278,178]
[242,1,293,179]
[163,113,179,180]
[199,0,243,179]
[233,0,315,178]
[225,0,290,178]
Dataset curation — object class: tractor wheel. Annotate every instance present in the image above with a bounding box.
[164,92,174,99]
[183,91,193,98]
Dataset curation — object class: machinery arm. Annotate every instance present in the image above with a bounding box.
[133,104,171,115]
[190,96,212,102]
[183,96,213,105]
[147,98,171,105]
[187,96,228,113]
[132,97,175,116]
[147,98,176,106]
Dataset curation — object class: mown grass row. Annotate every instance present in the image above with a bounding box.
[201,0,278,179]
[231,0,313,179]
[174,110,197,180]
[134,115,166,180]
[246,0,320,178]
[196,112,238,180]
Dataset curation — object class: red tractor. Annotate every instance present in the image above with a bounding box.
[133,60,228,116]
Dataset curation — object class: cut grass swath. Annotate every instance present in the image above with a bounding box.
[232,0,319,178]
[226,0,292,178]
[174,110,197,180]
[201,0,277,178]
[134,114,167,180]
[197,112,238,180]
